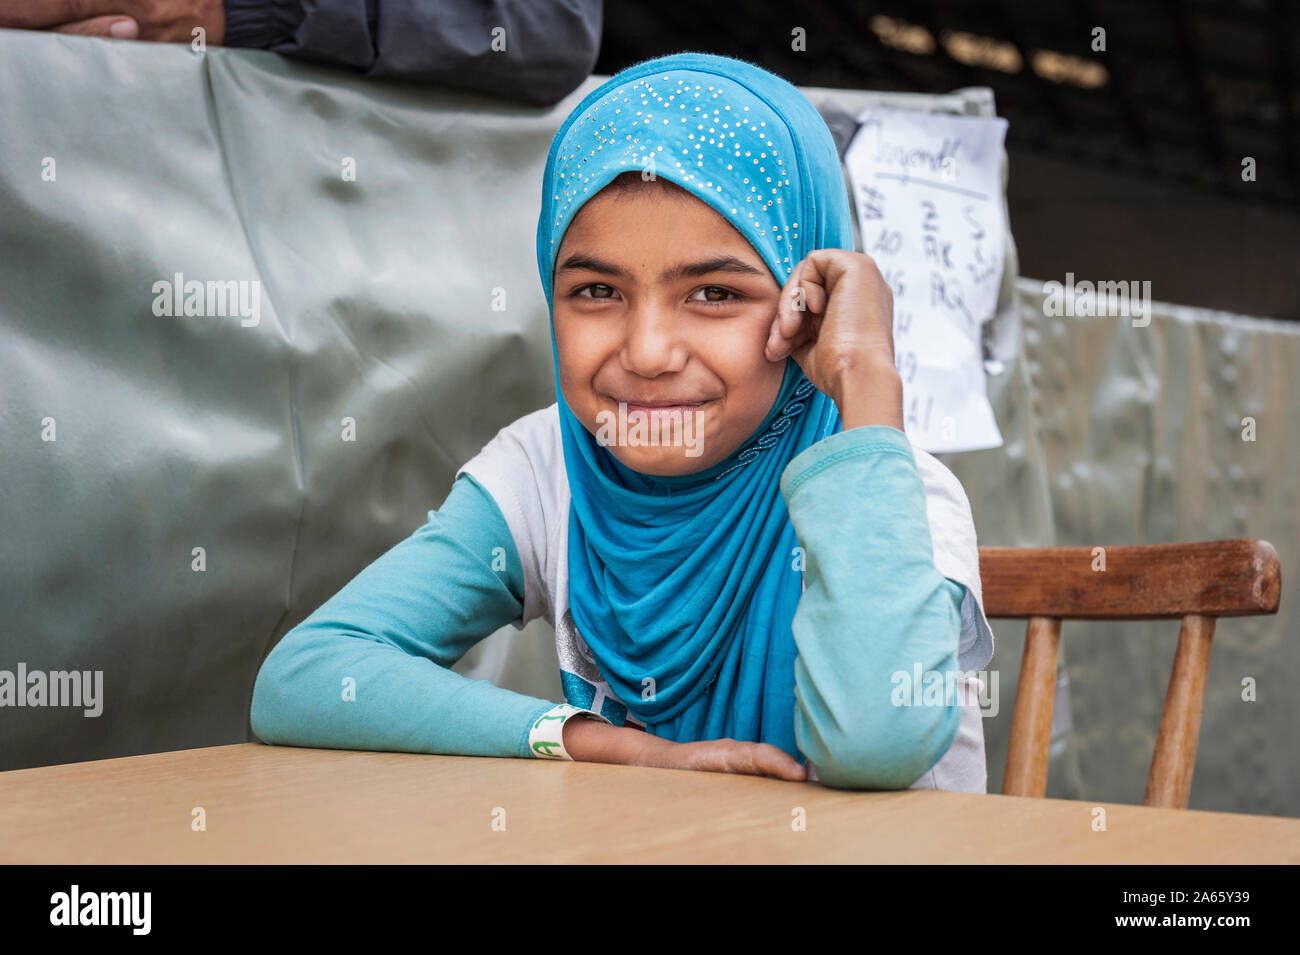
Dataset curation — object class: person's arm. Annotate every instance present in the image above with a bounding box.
[779,422,965,790]
[250,472,599,758]
[2,1,599,104]
[224,0,603,105]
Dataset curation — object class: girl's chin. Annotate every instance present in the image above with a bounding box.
[609,446,715,476]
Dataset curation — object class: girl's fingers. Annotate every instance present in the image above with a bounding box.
[767,261,804,359]
[778,260,807,337]
[768,256,832,362]
[780,259,808,338]
[784,258,830,335]
[712,741,807,781]
[754,744,808,781]
[797,253,831,315]
[767,314,805,362]
[661,739,807,782]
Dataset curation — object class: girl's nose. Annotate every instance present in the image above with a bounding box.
[619,303,687,377]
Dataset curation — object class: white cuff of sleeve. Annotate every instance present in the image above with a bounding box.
[528,703,611,760]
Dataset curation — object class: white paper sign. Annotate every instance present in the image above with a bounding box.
[845,107,1008,453]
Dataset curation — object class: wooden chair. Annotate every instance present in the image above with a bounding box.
[979,539,1281,809]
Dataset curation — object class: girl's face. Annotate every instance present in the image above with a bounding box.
[552,180,785,475]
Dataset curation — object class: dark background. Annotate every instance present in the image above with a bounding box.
[596,0,1300,320]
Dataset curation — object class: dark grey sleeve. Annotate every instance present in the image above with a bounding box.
[223,0,603,105]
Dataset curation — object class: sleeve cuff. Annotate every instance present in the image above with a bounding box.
[223,0,303,49]
[527,703,611,760]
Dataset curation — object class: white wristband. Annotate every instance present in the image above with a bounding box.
[528,703,611,760]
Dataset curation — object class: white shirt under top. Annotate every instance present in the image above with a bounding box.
[459,404,997,793]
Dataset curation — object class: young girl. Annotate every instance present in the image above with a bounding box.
[250,51,995,791]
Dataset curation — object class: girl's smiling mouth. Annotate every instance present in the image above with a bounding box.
[608,395,714,413]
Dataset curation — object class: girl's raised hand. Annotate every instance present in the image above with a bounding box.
[764,250,904,431]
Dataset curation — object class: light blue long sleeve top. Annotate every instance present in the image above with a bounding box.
[780,425,965,788]
[250,423,967,789]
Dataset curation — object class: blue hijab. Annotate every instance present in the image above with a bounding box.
[536,52,853,760]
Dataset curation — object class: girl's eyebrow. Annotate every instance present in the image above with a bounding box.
[555,253,766,282]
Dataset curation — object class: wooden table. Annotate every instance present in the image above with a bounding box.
[1,743,1297,863]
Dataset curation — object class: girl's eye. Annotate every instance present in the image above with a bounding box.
[574,283,618,300]
[569,284,744,307]
[689,286,743,307]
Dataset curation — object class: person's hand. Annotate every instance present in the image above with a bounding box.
[636,737,809,781]
[764,249,904,431]
[0,0,225,45]
[563,716,807,782]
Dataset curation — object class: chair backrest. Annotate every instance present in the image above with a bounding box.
[978,539,1281,808]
